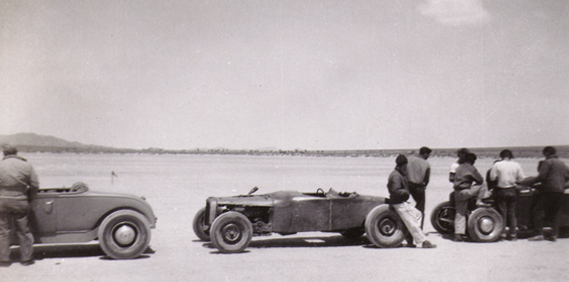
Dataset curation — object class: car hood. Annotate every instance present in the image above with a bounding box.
[208,190,305,206]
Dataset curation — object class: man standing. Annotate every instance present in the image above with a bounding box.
[0,145,39,266]
[387,154,436,248]
[406,146,432,229]
[489,149,525,240]
[528,146,569,242]
[452,153,488,242]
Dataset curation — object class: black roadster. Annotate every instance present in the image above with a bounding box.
[430,183,569,242]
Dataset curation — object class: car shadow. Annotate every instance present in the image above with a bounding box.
[9,244,155,261]
[203,234,372,253]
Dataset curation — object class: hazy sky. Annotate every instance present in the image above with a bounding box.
[1,0,567,150]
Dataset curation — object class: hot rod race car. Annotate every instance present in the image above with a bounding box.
[193,187,410,253]
[430,183,569,242]
[10,182,157,259]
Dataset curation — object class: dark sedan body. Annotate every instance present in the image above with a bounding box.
[11,182,157,259]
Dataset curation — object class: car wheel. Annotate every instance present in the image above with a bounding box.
[365,205,407,248]
[430,201,455,235]
[467,208,504,242]
[193,207,210,241]
[340,228,365,239]
[98,210,151,259]
[210,212,253,253]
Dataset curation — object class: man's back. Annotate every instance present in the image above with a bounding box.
[406,156,430,185]
[538,157,569,193]
[0,156,39,199]
[490,160,525,188]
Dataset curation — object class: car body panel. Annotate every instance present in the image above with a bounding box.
[205,189,387,235]
[515,188,569,229]
[25,187,157,244]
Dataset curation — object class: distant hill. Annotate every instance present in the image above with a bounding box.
[0,132,566,158]
[0,133,128,153]
[0,133,85,148]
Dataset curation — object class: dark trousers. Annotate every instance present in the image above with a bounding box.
[532,192,563,237]
[0,199,34,262]
[408,183,425,229]
[495,187,518,237]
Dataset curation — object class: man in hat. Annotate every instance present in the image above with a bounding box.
[0,144,39,266]
[386,154,436,248]
[405,146,432,229]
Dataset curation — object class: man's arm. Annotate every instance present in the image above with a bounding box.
[424,167,430,186]
[472,168,484,186]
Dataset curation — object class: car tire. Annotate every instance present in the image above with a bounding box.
[98,210,151,259]
[430,201,455,235]
[340,228,365,239]
[210,212,253,253]
[467,208,504,242]
[365,204,407,248]
[193,207,210,241]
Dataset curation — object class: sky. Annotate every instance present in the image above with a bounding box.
[1,0,568,150]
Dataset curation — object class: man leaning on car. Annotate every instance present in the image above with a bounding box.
[0,144,39,266]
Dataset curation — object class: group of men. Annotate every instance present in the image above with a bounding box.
[387,145,569,248]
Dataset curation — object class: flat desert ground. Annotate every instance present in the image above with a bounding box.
[0,153,567,282]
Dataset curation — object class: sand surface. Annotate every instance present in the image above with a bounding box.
[0,153,567,282]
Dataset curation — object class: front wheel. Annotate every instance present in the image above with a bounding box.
[365,205,407,248]
[430,201,455,234]
[467,208,504,242]
[192,207,210,241]
[98,210,151,259]
[210,212,253,253]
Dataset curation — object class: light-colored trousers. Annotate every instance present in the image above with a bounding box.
[392,201,427,245]
[454,185,488,235]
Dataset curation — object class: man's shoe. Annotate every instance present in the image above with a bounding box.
[0,261,11,267]
[546,236,557,242]
[421,240,437,248]
[453,234,465,242]
[528,235,544,241]
[20,260,35,266]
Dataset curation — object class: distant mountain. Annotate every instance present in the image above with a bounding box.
[0,133,86,148]
[0,133,120,153]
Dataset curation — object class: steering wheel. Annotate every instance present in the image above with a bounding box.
[316,188,325,195]
[70,182,89,192]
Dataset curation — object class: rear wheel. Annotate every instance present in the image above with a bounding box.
[365,205,407,247]
[98,210,151,259]
[210,212,253,253]
[192,207,210,241]
[467,208,504,242]
[430,201,455,234]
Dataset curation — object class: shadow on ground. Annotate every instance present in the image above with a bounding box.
[8,243,155,261]
[202,234,372,252]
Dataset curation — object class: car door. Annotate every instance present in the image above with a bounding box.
[330,196,379,230]
[289,196,331,232]
[30,193,58,237]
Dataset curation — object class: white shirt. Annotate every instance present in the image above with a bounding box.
[489,159,525,188]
